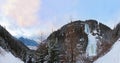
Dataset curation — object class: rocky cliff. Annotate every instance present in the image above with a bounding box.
[35,20,120,63]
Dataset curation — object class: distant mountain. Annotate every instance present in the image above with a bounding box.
[19,37,39,46]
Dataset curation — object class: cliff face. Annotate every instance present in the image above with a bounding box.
[35,20,120,63]
[0,25,31,62]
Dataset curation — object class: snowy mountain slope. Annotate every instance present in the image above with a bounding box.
[94,38,120,63]
[0,47,24,63]
[0,25,32,62]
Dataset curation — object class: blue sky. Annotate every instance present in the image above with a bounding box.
[39,0,120,25]
[0,0,120,39]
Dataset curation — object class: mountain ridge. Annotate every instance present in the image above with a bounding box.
[19,37,39,46]
[0,19,120,63]
[35,20,120,63]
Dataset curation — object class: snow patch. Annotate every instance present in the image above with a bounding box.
[79,38,84,42]
[28,46,38,50]
[0,47,24,63]
[94,38,120,63]
[93,30,97,34]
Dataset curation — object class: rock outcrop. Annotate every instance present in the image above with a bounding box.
[35,20,120,63]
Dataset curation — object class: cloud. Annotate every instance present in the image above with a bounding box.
[0,0,42,38]
[1,0,41,27]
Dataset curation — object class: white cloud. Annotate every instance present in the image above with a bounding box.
[0,0,42,38]
[1,0,41,27]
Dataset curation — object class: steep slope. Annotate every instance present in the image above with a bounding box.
[0,25,32,62]
[0,47,24,63]
[35,20,116,63]
[94,38,120,63]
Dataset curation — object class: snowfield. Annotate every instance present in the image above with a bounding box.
[0,47,24,63]
[28,46,38,50]
[94,38,120,63]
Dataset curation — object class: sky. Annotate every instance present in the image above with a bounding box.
[0,0,120,39]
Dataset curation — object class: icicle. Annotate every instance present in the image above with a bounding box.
[84,24,90,34]
[86,34,97,57]
[84,23,97,56]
